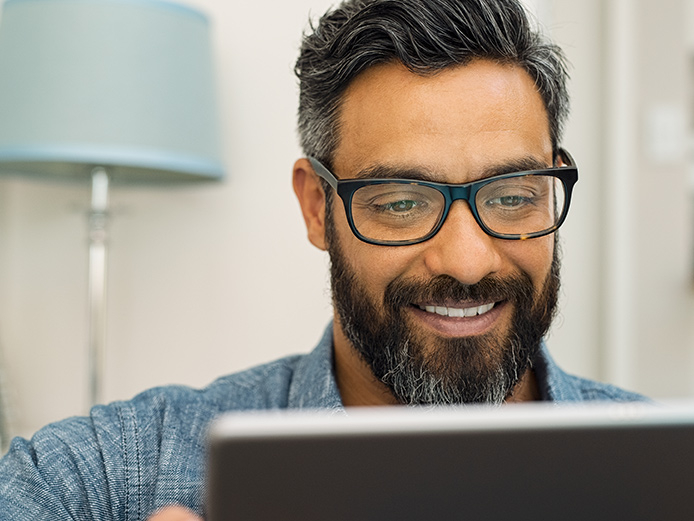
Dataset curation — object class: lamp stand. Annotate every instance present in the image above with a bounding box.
[87,167,109,408]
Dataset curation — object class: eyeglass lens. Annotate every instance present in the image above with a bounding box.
[349,174,566,243]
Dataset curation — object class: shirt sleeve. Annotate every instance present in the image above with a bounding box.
[0,368,290,520]
[0,390,209,521]
[0,414,124,520]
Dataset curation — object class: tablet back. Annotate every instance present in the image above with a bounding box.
[207,402,694,521]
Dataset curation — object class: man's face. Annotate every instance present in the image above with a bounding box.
[319,60,559,405]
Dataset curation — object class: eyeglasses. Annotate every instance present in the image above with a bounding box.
[309,149,578,246]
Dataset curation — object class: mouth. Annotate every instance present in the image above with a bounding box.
[409,300,506,337]
[417,302,496,318]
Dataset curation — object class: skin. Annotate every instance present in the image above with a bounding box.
[149,58,557,521]
[147,506,202,521]
[293,59,556,406]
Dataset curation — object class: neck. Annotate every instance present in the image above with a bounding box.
[505,369,541,402]
[333,322,399,406]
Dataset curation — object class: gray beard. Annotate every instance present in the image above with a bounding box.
[327,229,560,405]
[374,336,520,405]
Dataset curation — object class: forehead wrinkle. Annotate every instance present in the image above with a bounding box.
[348,155,553,183]
[353,165,439,182]
[478,156,552,178]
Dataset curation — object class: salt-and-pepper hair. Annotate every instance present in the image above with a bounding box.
[295,0,570,164]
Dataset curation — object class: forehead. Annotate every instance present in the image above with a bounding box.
[333,60,553,183]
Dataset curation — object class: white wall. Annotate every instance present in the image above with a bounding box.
[1,0,693,442]
[627,0,694,396]
[548,0,694,397]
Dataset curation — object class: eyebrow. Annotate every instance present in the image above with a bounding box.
[352,156,551,183]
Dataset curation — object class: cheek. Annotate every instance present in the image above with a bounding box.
[500,235,555,285]
[348,238,414,288]
[332,208,417,290]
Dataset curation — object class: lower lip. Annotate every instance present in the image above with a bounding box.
[408,301,508,337]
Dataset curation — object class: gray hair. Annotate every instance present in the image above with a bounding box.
[295,0,570,164]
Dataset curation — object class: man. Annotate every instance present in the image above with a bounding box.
[0,0,645,519]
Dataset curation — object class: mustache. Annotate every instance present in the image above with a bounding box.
[384,273,535,310]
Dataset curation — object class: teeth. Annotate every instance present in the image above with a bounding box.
[480,303,493,315]
[419,302,495,317]
[448,307,465,318]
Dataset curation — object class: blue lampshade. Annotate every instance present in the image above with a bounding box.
[0,0,224,183]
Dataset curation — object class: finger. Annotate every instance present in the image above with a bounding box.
[147,505,203,521]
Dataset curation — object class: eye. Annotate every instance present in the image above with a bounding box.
[479,178,544,211]
[384,200,420,212]
[487,195,529,208]
[356,186,434,216]
[350,183,444,233]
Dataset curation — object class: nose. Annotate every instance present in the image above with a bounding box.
[420,200,503,284]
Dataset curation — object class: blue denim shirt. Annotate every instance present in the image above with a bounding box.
[0,325,646,520]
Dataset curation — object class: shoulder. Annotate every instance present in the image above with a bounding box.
[76,352,307,444]
[558,372,650,402]
[535,343,649,403]
[87,352,310,474]
[127,352,307,415]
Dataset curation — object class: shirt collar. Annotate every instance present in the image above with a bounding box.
[287,324,345,411]
[533,341,584,402]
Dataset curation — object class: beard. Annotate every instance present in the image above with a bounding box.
[327,221,561,406]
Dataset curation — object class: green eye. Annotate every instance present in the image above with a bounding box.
[489,195,528,208]
[385,200,419,212]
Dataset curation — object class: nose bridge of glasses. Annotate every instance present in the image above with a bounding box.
[446,183,474,206]
[438,183,487,235]
[447,184,475,214]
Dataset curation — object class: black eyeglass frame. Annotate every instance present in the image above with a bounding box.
[308,149,578,246]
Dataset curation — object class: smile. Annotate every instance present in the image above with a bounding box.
[417,302,496,318]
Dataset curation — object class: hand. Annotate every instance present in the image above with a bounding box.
[147,505,203,521]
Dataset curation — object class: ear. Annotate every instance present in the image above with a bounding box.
[293,158,328,251]
[556,148,568,167]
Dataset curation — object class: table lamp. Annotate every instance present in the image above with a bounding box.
[0,0,224,406]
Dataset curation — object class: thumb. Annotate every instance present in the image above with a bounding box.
[147,505,203,521]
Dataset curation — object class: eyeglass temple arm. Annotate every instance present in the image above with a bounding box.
[308,157,339,190]
[558,148,575,168]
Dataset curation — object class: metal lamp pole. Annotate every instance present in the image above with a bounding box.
[87,167,109,407]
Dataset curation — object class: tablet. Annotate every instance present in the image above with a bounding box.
[207,402,694,521]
